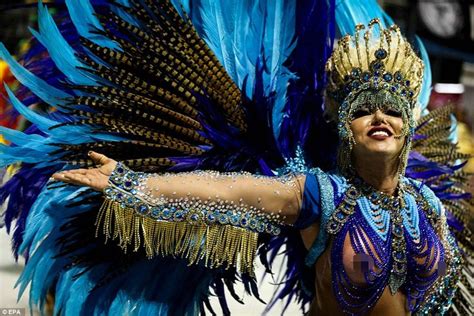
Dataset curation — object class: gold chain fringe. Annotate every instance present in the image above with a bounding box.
[95,199,258,275]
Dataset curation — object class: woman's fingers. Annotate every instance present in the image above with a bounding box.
[64,169,88,175]
[89,151,110,165]
[51,168,109,191]
[52,172,91,186]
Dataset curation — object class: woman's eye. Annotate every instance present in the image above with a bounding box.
[385,109,402,117]
[352,109,371,119]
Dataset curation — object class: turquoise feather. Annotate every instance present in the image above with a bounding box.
[65,0,121,50]
[0,44,69,108]
[34,1,97,86]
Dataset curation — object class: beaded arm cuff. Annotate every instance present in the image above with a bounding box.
[98,163,303,274]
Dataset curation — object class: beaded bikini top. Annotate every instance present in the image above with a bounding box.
[320,173,461,314]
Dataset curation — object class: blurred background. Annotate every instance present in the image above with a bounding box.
[0,0,472,315]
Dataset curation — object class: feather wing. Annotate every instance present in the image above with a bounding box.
[408,105,473,314]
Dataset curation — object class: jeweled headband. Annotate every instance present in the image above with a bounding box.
[325,19,425,175]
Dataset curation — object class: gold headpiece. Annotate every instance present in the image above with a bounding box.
[325,19,424,110]
[326,19,424,175]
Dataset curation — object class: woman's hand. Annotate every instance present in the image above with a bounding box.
[51,152,117,191]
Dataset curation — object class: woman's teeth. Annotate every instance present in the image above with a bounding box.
[371,131,389,137]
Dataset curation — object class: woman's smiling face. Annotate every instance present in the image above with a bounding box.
[350,105,405,162]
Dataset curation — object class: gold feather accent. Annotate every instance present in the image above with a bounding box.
[109,0,246,131]
[70,96,202,130]
[96,199,258,275]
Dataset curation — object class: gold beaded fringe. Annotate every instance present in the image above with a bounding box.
[95,199,258,275]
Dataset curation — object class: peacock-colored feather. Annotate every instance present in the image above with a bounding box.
[409,105,473,314]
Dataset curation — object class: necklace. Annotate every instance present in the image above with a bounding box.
[326,176,409,313]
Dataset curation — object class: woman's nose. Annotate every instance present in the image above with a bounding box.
[372,110,386,124]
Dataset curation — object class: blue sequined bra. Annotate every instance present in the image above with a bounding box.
[300,170,462,315]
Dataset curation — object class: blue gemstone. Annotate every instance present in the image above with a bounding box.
[175,211,184,220]
[351,80,360,89]
[408,91,414,98]
[116,192,124,201]
[371,61,383,70]
[362,74,370,83]
[207,213,216,222]
[191,213,199,221]
[395,71,403,81]
[336,212,345,220]
[162,209,171,219]
[240,218,248,226]
[231,214,240,225]
[137,204,148,214]
[124,181,132,188]
[401,90,407,96]
[383,73,393,82]
[151,208,161,219]
[391,86,397,92]
[249,219,257,229]
[375,48,387,59]
[273,227,281,235]
[117,167,124,174]
[219,214,228,224]
[405,80,410,86]
[351,68,361,78]
[257,223,265,233]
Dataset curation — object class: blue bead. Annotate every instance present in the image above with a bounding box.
[218,214,228,224]
[395,71,403,81]
[383,73,393,82]
[351,68,361,78]
[207,213,215,222]
[137,204,148,214]
[374,48,387,59]
[249,218,258,229]
[362,72,371,82]
[151,208,161,219]
[230,214,240,225]
[162,208,171,219]
[273,226,281,235]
